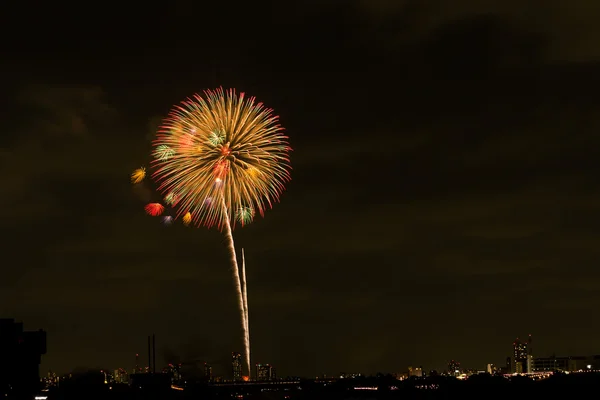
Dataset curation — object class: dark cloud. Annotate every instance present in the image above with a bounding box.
[354,0,600,63]
[14,85,117,140]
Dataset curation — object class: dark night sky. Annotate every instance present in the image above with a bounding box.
[2,0,600,377]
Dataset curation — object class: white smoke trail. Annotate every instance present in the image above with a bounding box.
[221,198,251,378]
[241,248,250,377]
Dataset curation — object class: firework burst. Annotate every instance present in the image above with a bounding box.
[151,88,291,229]
[153,144,175,161]
[144,203,164,217]
[182,212,192,226]
[131,167,146,184]
[236,206,255,226]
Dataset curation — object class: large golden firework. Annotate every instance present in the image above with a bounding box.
[151,88,291,229]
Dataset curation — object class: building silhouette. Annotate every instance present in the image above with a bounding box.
[113,368,129,384]
[447,360,461,376]
[527,334,533,372]
[256,364,275,381]
[504,356,512,374]
[0,318,46,399]
[512,335,531,373]
[408,366,423,377]
[204,362,212,382]
[232,352,242,381]
[532,354,600,372]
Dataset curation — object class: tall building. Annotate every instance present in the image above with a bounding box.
[0,319,46,398]
[232,352,242,381]
[134,353,141,374]
[447,360,461,376]
[526,334,533,373]
[408,366,423,377]
[512,337,529,373]
[256,364,274,381]
[204,362,213,382]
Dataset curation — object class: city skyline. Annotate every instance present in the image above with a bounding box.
[32,330,600,378]
[3,315,597,392]
[37,342,600,383]
[2,0,600,377]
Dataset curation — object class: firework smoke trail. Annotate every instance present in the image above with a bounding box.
[241,248,250,374]
[221,197,251,378]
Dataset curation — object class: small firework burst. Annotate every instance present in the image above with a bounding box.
[236,207,255,226]
[144,203,164,217]
[131,167,146,184]
[153,144,175,160]
[182,212,192,226]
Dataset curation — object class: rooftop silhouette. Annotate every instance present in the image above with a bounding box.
[0,318,46,399]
